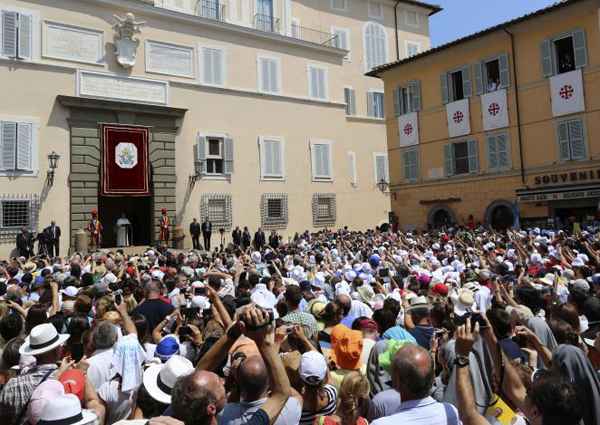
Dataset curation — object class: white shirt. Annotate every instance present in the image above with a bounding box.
[87,348,114,390]
[350,299,373,318]
[474,286,492,313]
[372,397,461,425]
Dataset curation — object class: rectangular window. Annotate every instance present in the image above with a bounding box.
[406,41,420,57]
[261,193,288,228]
[201,47,225,86]
[146,41,195,78]
[368,1,383,19]
[258,56,280,94]
[332,27,350,60]
[195,135,234,176]
[331,0,347,11]
[394,81,421,116]
[291,18,301,39]
[444,140,479,176]
[442,67,471,103]
[368,91,384,118]
[1,199,30,228]
[484,58,500,92]
[201,193,232,229]
[487,133,510,170]
[310,140,333,180]
[374,153,389,184]
[206,137,224,174]
[403,148,418,182]
[312,193,336,226]
[405,10,419,27]
[198,0,222,20]
[450,70,464,101]
[1,10,33,59]
[344,88,356,116]
[557,118,586,161]
[541,29,587,77]
[308,65,328,100]
[0,121,33,172]
[259,136,285,179]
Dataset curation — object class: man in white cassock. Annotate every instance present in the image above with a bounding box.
[116,213,132,247]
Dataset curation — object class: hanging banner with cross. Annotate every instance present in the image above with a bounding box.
[446,98,470,138]
[398,112,419,147]
[550,69,585,117]
[481,88,509,131]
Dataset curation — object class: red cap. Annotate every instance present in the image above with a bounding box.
[357,318,379,333]
[432,283,449,296]
[161,208,167,214]
[91,209,97,216]
[59,369,85,401]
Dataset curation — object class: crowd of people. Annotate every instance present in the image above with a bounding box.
[0,224,599,425]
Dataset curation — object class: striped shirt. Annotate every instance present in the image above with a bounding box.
[300,384,338,425]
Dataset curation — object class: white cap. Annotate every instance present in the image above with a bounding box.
[299,351,328,386]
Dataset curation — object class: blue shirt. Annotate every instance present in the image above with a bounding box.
[371,397,462,425]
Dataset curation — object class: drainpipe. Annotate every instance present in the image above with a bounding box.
[504,28,525,186]
[394,0,401,60]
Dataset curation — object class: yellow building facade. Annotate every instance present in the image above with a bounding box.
[371,0,600,231]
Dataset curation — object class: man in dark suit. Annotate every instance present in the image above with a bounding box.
[231,226,242,247]
[201,217,212,251]
[45,220,61,257]
[16,227,33,258]
[189,218,201,250]
[253,227,266,251]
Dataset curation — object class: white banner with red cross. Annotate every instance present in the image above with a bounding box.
[398,112,419,147]
[481,89,509,131]
[446,98,470,138]
[550,69,585,117]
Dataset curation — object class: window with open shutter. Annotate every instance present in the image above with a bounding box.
[344,88,356,115]
[17,13,31,59]
[467,140,479,173]
[194,135,207,175]
[473,63,483,95]
[223,137,234,175]
[443,144,454,176]
[202,47,224,86]
[1,11,32,59]
[1,11,17,57]
[408,80,421,112]
[461,66,472,98]
[498,54,509,88]
[557,121,570,161]
[572,29,587,69]
[540,39,554,77]
[0,122,16,171]
[16,123,32,171]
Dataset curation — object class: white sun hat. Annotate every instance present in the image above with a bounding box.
[143,354,194,405]
[37,393,96,425]
[20,323,70,356]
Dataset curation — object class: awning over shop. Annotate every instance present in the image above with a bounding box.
[517,183,600,202]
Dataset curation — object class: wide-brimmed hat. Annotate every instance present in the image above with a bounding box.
[23,261,37,273]
[357,285,375,306]
[453,289,475,317]
[20,323,70,356]
[143,355,194,405]
[407,295,430,311]
[37,393,96,425]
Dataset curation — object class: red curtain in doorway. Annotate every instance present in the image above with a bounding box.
[101,125,150,196]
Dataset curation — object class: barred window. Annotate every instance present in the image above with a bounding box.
[312,193,336,226]
[261,193,288,229]
[0,194,39,242]
[200,193,232,230]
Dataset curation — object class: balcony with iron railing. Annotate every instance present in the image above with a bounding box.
[290,23,339,48]
[254,13,280,33]
[195,0,226,22]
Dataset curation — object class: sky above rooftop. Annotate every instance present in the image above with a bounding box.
[429,0,559,47]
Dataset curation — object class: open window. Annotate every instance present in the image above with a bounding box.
[206,137,224,174]
[485,58,500,92]
[450,70,464,101]
[541,29,587,78]
[554,36,576,74]
[444,140,479,176]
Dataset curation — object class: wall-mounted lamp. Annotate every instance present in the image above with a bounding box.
[47,151,60,186]
[377,178,389,193]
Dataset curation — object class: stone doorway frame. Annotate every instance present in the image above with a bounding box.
[57,96,186,251]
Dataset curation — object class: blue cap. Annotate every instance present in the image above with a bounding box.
[33,276,45,289]
[155,335,179,362]
[300,280,312,291]
[369,254,381,268]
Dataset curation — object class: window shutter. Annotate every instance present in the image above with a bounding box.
[443,144,454,176]
[309,68,318,97]
[403,150,411,181]
[269,60,279,93]
[408,80,421,112]
[393,87,402,116]
[540,39,554,78]
[568,119,586,160]
[557,121,570,161]
[344,88,356,115]
[224,137,234,174]
[347,151,357,185]
[1,121,17,170]
[467,140,479,173]
[17,13,32,60]
[16,122,32,171]
[473,63,483,95]
[203,48,212,84]
[367,92,374,117]
[404,149,417,182]
[194,135,207,174]
[322,144,331,177]
[259,139,269,177]
[487,135,498,170]
[272,140,282,176]
[461,66,472,98]
[410,150,418,181]
[572,29,587,69]
[497,133,509,168]
[440,74,449,104]
[498,54,510,89]
[318,69,326,99]
[212,49,223,85]
[2,11,17,58]
[348,89,356,115]
[260,58,270,92]
[311,143,322,177]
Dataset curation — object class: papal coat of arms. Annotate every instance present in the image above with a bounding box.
[113,13,145,69]
[115,142,138,169]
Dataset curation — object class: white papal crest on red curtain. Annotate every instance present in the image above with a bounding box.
[115,142,138,169]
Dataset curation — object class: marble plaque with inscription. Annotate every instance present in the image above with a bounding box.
[146,41,194,78]
[45,22,103,64]
[79,71,169,105]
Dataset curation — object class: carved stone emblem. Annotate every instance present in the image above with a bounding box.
[113,13,145,69]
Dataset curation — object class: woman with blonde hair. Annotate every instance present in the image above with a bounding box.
[319,371,370,425]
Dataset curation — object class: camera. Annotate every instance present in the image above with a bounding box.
[113,289,123,305]
[241,308,274,331]
[181,307,200,321]
[194,285,207,296]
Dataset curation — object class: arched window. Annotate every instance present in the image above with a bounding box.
[364,22,388,71]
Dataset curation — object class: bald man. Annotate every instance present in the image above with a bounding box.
[372,344,462,425]
[220,356,302,425]
[172,370,227,425]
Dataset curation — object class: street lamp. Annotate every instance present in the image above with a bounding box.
[47,151,60,186]
[377,178,389,193]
